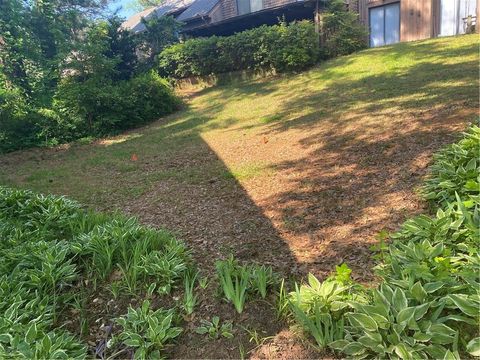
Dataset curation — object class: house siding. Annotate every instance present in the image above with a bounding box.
[357,0,479,44]
[209,0,297,23]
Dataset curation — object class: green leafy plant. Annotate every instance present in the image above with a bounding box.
[195,316,234,339]
[0,186,191,358]
[114,300,182,359]
[250,264,274,299]
[423,125,480,206]
[182,270,198,315]
[276,278,289,319]
[215,257,251,313]
[288,268,365,350]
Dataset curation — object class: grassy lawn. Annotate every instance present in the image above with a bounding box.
[1,34,478,358]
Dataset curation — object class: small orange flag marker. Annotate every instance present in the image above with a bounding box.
[131,153,138,161]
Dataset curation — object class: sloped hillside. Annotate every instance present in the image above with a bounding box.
[0,34,478,359]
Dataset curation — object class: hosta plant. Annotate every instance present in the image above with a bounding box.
[331,284,479,359]
[114,300,182,359]
[423,125,480,206]
[195,316,234,339]
[289,265,366,350]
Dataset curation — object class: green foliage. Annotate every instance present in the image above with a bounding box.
[158,20,319,79]
[216,257,251,314]
[0,1,179,153]
[55,20,180,137]
[114,300,182,359]
[182,270,199,315]
[0,186,191,357]
[423,125,480,206]
[250,265,275,299]
[289,126,480,358]
[195,316,234,339]
[319,0,368,59]
[288,267,366,350]
[139,15,183,69]
[215,257,276,313]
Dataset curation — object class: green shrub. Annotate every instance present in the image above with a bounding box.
[288,266,366,350]
[423,125,480,207]
[288,126,480,358]
[158,21,319,79]
[319,0,368,59]
[0,186,191,357]
[114,300,182,359]
[54,71,179,137]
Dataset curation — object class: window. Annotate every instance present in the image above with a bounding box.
[369,2,400,47]
[440,0,477,36]
[237,0,263,15]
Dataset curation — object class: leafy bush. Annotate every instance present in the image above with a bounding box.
[114,300,182,359]
[423,125,480,206]
[158,21,319,79]
[288,266,366,349]
[288,126,480,359]
[0,186,191,357]
[55,70,180,137]
[0,13,180,153]
[319,0,368,59]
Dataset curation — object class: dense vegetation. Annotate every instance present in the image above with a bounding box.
[158,1,367,79]
[1,0,366,152]
[0,187,191,358]
[288,126,480,359]
[1,124,477,358]
[0,1,179,153]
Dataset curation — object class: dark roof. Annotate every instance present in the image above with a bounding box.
[177,0,219,21]
[121,0,196,33]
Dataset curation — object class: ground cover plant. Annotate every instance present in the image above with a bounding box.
[0,34,478,358]
[0,187,191,358]
[288,126,480,359]
[216,257,275,313]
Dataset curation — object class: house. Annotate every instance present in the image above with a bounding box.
[353,0,479,47]
[122,0,478,45]
[122,0,325,36]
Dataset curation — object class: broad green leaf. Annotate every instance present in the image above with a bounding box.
[393,288,408,312]
[443,350,460,360]
[414,302,430,321]
[467,337,480,357]
[410,282,427,302]
[395,343,413,360]
[447,294,479,317]
[342,341,365,356]
[427,324,456,345]
[413,332,431,342]
[25,323,37,344]
[397,307,416,324]
[424,282,444,293]
[347,313,378,332]
[329,339,348,350]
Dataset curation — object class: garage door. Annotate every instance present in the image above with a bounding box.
[369,2,400,47]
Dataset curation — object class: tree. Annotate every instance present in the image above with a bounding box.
[138,15,183,68]
[319,0,367,58]
[137,0,165,8]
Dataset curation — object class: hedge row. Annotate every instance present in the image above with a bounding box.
[158,20,365,79]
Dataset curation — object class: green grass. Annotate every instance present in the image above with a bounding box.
[0,34,478,211]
